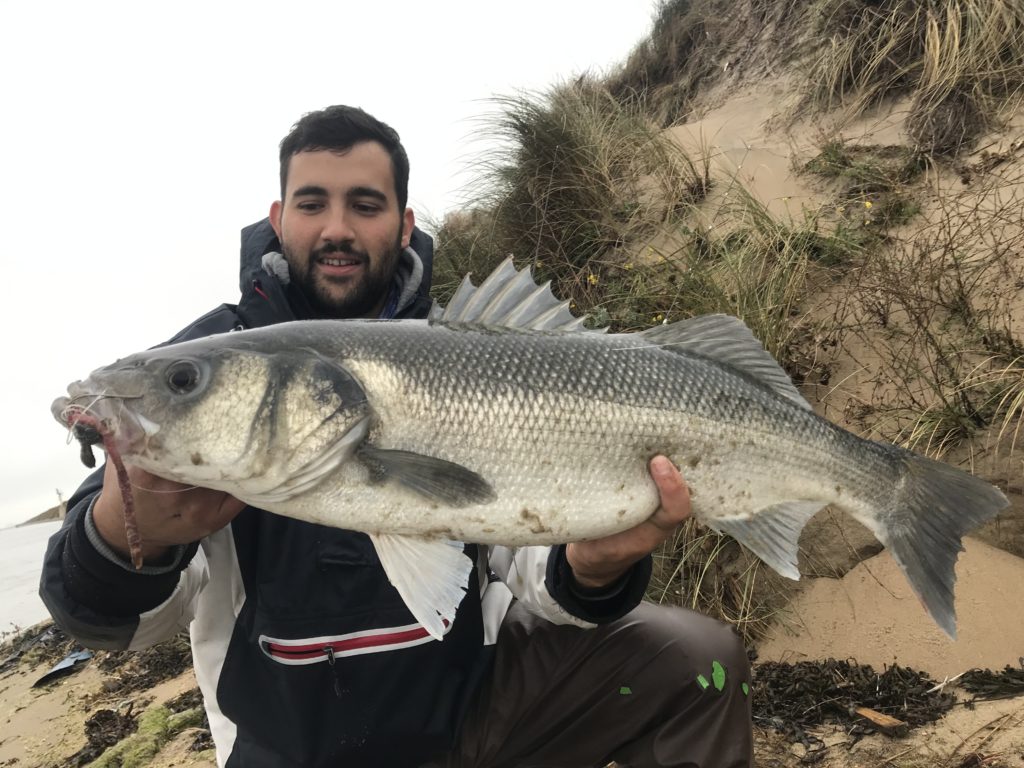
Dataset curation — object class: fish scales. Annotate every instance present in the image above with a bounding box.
[233,321,886,544]
[52,259,1008,639]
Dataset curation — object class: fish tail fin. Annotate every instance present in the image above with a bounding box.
[877,450,1007,640]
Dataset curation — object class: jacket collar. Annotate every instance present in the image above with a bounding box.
[236,218,436,327]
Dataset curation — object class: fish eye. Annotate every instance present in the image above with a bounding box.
[166,360,202,394]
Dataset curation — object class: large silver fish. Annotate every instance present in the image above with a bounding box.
[52,259,1007,639]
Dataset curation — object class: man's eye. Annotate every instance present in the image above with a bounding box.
[297,202,323,212]
[353,203,379,214]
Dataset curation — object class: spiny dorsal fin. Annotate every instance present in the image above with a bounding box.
[641,315,811,410]
[431,257,599,332]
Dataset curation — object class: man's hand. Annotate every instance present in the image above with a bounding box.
[566,456,690,589]
[92,461,246,564]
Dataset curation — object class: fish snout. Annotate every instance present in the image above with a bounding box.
[52,381,155,459]
[50,396,72,427]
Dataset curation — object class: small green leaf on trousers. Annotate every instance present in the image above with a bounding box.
[712,660,726,691]
[696,674,710,690]
[619,686,632,695]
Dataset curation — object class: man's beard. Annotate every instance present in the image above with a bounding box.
[289,234,403,319]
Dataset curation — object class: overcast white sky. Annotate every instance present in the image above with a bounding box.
[0,0,661,527]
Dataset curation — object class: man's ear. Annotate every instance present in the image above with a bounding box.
[401,207,415,249]
[269,201,283,240]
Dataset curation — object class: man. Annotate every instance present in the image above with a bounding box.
[41,106,753,767]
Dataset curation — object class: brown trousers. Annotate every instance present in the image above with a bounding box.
[437,601,754,768]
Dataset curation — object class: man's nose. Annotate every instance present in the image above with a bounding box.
[320,206,356,242]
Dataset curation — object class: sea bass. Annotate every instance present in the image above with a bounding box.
[52,259,1007,640]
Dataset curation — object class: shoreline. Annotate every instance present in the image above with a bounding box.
[3,620,1020,767]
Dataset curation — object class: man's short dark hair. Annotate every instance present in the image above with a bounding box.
[279,105,410,211]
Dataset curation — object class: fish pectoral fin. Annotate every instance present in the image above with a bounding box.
[370,534,473,641]
[710,500,825,580]
[357,446,496,507]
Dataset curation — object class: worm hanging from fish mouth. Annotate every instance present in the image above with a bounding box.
[63,406,145,569]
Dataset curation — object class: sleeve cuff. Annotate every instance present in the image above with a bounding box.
[61,493,199,617]
[84,498,189,575]
[544,545,652,624]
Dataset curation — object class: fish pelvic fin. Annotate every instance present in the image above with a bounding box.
[357,446,496,507]
[640,315,811,411]
[711,501,825,580]
[370,535,473,641]
[874,450,1008,640]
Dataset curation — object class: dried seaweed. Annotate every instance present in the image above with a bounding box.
[60,706,138,767]
[752,659,957,760]
[95,633,193,695]
[960,659,1024,702]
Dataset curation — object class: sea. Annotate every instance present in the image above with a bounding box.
[0,520,62,634]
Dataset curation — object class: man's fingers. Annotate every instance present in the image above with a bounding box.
[649,456,691,529]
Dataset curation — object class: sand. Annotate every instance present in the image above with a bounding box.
[758,538,1024,679]
[0,654,213,768]
[752,539,1024,766]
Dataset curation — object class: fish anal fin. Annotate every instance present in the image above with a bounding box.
[370,534,472,640]
[711,500,825,580]
[357,446,496,507]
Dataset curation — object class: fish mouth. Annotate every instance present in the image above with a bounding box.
[52,388,154,468]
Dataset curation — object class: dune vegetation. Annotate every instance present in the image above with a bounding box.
[431,0,1024,646]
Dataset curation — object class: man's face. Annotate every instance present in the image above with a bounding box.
[270,143,415,318]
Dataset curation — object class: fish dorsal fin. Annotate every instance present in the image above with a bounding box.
[434,257,598,332]
[640,315,811,410]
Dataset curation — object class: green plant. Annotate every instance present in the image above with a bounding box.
[805,140,927,230]
[88,705,206,768]
[653,179,859,382]
[805,140,927,191]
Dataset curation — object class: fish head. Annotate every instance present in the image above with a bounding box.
[53,336,371,498]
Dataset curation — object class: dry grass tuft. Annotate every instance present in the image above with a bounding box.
[605,0,805,126]
[648,520,789,645]
[806,0,1024,153]
[605,0,722,127]
[841,166,1024,455]
[431,81,710,326]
